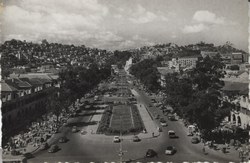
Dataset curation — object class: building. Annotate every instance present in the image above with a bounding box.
[1,81,18,103]
[231,52,244,64]
[168,55,200,70]
[220,53,231,64]
[124,57,133,72]
[111,65,119,75]
[200,51,219,58]
[222,80,250,129]
[1,73,60,139]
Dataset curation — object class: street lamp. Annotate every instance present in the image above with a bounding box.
[118,115,127,163]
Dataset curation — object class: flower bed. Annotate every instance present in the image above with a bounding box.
[97,105,145,135]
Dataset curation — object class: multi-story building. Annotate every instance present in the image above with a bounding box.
[168,55,200,70]
[222,76,250,129]
[1,73,60,139]
[231,52,244,64]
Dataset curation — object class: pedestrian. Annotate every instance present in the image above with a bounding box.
[152,132,154,137]
[202,146,206,154]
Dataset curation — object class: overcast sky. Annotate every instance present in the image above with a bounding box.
[1,0,249,51]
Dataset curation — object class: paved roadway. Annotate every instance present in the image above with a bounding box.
[28,74,240,163]
[133,88,239,163]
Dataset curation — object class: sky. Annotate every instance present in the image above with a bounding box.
[1,0,249,51]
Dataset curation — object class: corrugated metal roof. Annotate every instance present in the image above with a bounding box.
[5,78,32,89]
[0,81,18,92]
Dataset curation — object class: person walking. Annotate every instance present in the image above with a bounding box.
[202,146,206,154]
[152,132,154,137]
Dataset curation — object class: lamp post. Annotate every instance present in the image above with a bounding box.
[118,115,127,163]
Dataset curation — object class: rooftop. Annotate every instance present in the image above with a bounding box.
[0,81,18,92]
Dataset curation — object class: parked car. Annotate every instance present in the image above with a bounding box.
[133,135,140,142]
[168,130,176,138]
[113,136,121,143]
[23,152,34,159]
[81,130,87,135]
[72,126,78,133]
[59,136,67,143]
[191,137,200,144]
[165,146,176,155]
[160,118,168,127]
[40,143,49,150]
[48,145,59,153]
[146,149,157,157]
[155,114,160,119]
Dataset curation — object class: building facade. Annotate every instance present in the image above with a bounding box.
[1,73,60,139]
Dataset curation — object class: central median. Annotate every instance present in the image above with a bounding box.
[96,104,145,135]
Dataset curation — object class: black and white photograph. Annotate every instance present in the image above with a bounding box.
[0,0,250,162]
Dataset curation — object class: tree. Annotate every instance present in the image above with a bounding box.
[130,59,161,92]
[46,93,62,128]
[163,55,230,132]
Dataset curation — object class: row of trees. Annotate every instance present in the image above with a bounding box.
[130,55,236,137]
[46,63,111,124]
[46,51,132,123]
[163,55,234,132]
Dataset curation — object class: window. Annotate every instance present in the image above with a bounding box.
[7,94,11,101]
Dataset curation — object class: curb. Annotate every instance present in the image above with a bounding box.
[144,105,154,120]
[30,146,41,154]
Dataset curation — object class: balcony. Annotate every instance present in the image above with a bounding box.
[1,87,57,114]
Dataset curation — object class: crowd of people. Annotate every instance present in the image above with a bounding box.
[2,104,77,156]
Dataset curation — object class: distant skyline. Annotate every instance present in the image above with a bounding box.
[1,0,249,51]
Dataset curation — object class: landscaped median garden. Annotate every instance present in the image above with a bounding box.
[97,104,145,135]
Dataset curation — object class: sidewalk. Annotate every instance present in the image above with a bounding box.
[177,118,243,161]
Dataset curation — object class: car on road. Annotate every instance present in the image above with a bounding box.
[132,135,140,142]
[81,130,87,135]
[48,145,59,153]
[168,115,175,121]
[113,136,121,143]
[59,136,67,143]
[160,118,168,127]
[72,126,78,133]
[191,137,200,144]
[146,149,157,157]
[165,146,176,155]
[168,130,176,138]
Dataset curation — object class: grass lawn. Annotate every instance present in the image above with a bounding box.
[110,105,133,131]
